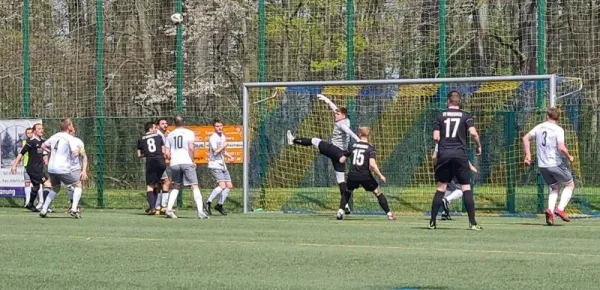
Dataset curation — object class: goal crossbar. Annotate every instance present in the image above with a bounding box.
[241,74,558,213]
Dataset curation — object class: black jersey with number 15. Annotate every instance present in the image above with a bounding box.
[434,108,474,157]
[137,133,165,160]
[348,141,377,179]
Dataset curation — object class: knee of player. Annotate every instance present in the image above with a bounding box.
[226,183,233,190]
[171,183,182,190]
[25,181,31,187]
[51,185,61,193]
[32,185,40,192]
[372,189,381,197]
[460,184,471,192]
[564,182,575,190]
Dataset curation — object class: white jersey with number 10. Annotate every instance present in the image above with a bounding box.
[527,121,565,168]
[166,128,195,166]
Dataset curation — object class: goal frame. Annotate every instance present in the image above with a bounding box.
[241,74,558,213]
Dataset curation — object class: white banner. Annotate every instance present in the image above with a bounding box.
[0,119,42,198]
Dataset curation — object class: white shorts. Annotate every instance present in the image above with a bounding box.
[170,164,198,186]
[49,172,80,188]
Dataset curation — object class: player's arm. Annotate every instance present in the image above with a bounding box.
[336,123,360,141]
[557,128,574,162]
[11,142,31,173]
[43,151,48,167]
[466,115,482,155]
[317,94,339,113]
[431,144,438,161]
[187,133,195,165]
[522,126,537,166]
[211,136,227,156]
[432,113,441,143]
[41,138,52,153]
[164,137,172,160]
[369,158,386,184]
[468,161,478,173]
[80,147,88,180]
[136,139,144,159]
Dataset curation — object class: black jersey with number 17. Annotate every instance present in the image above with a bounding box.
[348,141,376,180]
[434,108,474,157]
[137,133,165,160]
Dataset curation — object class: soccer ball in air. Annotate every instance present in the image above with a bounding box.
[170,13,183,24]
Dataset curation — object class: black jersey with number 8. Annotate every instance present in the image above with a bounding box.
[434,108,474,157]
[348,141,376,180]
[138,133,164,160]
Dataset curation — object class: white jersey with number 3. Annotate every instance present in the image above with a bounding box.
[166,127,195,166]
[44,132,78,174]
[527,122,565,168]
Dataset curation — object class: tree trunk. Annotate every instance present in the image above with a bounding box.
[518,0,536,75]
[136,0,155,76]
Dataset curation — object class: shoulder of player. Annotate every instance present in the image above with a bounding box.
[352,141,372,149]
[335,119,350,126]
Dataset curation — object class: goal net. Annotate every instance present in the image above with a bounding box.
[243,76,589,216]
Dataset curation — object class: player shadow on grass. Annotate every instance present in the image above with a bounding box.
[518,222,563,227]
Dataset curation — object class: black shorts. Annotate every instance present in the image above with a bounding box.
[26,168,47,187]
[318,142,348,173]
[434,155,470,185]
[347,174,379,192]
[145,158,167,186]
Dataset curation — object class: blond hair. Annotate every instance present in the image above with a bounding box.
[359,127,371,138]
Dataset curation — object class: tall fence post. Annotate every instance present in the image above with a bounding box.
[95,0,105,208]
[175,0,184,208]
[255,0,267,210]
[505,112,517,213]
[22,0,30,118]
[535,0,547,213]
[346,0,355,209]
[438,0,447,109]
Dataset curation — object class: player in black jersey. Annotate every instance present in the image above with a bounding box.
[137,121,167,214]
[11,123,48,211]
[430,91,482,230]
[337,127,395,221]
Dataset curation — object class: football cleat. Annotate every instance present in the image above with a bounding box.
[198,212,210,219]
[545,209,554,226]
[336,209,344,220]
[205,202,213,216]
[555,209,570,222]
[39,210,48,218]
[428,220,436,230]
[344,204,351,215]
[165,211,178,219]
[68,210,81,219]
[286,130,295,146]
[469,224,483,231]
[215,204,227,216]
[148,209,157,215]
[387,214,396,221]
[441,198,450,219]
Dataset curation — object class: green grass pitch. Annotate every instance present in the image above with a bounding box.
[1,208,600,289]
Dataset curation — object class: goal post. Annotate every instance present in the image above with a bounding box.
[242,75,585,215]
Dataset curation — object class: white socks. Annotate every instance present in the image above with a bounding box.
[68,186,74,201]
[161,192,168,207]
[208,187,223,203]
[548,190,559,213]
[36,187,44,208]
[71,187,82,212]
[41,190,56,212]
[219,189,230,205]
[192,188,204,214]
[558,187,573,211]
[155,192,163,210]
[24,187,31,206]
[445,190,463,203]
[166,189,179,212]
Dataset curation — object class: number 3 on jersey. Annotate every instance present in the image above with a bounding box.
[352,149,365,166]
[444,118,460,138]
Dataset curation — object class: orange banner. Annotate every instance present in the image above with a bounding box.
[165,125,243,164]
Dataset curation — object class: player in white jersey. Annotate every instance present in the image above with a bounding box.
[431,144,478,220]
[164,115,208,219]
[40,118,83,218]
[66,127,88,211]
[523,108,575,226]
[154,118,171,214]
[205,119,234,216]
[287,94,359,214]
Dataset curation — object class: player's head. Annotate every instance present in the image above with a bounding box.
[32,123,44,137]
[358,127,371,139]
[68,127,77,136]
[25,127,33,139]
[145,121,156,133]
[174,115,185,127]
[446,91,461,107]
[213,119,223,134]
[546,107,560,122]
[60,118,74,133]
[334,107,348,121]
[157,118,168,132]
